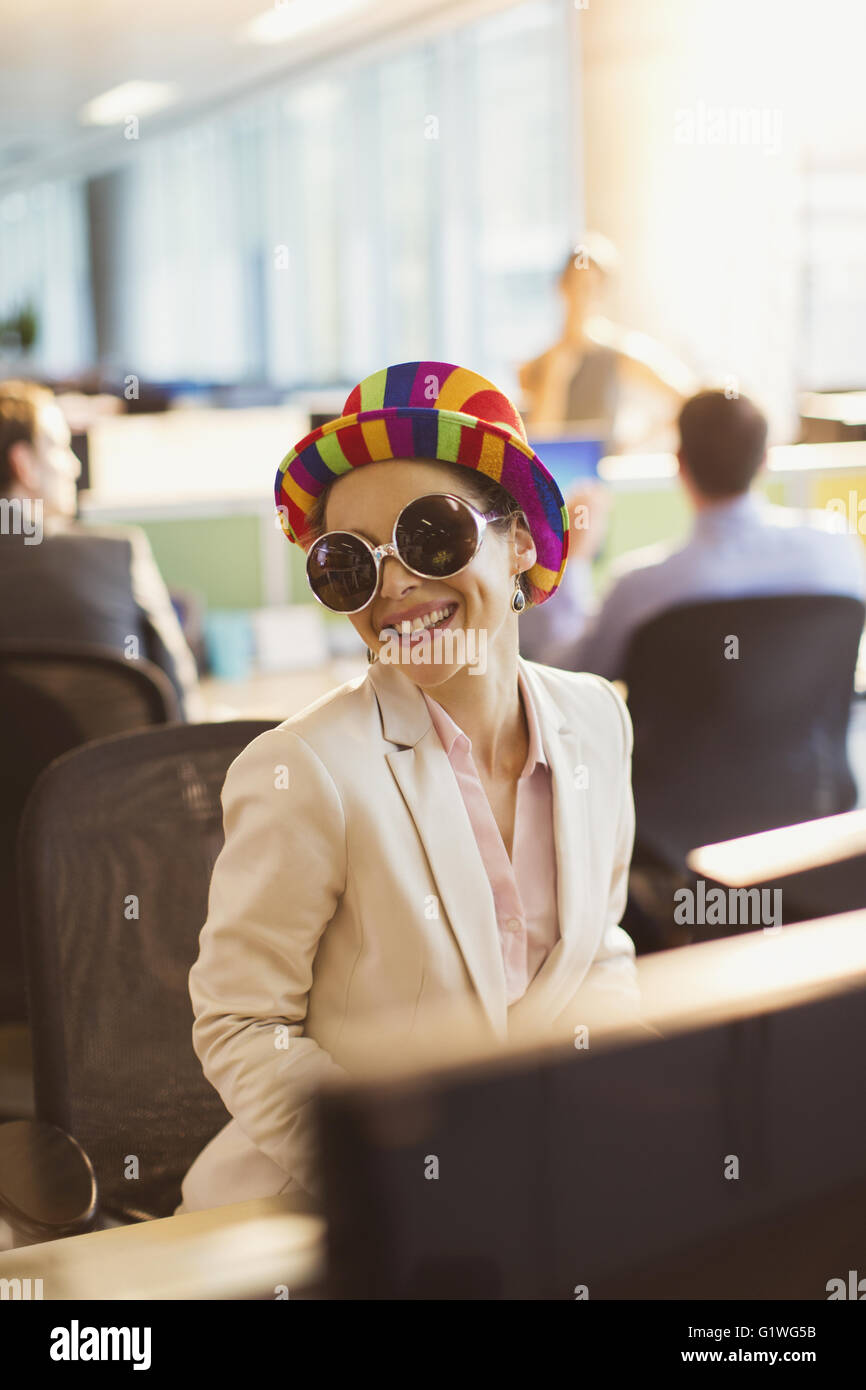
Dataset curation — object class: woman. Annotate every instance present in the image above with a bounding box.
[177,360,638,1214]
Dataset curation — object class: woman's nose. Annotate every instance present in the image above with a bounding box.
[377,552,420,598]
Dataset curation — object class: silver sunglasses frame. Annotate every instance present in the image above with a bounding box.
[305,491,508,616]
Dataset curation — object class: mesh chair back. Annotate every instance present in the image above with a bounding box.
[16,720,276,1221]
[622,594,864,869]
[0,641,179,738]
[0,643,179,1023]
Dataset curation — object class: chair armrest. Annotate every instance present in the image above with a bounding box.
[0,1119,96,1244]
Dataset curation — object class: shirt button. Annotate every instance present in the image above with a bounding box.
[505,917,522,932]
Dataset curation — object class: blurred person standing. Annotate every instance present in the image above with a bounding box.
[0,380,203,719]
[518,233,694,452]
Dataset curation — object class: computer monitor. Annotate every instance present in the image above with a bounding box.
[317,923,866,1299]
[527,435,605,495]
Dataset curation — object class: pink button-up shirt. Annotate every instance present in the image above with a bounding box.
[420,666,560,1005]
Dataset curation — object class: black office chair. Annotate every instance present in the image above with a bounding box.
[621,594,865,951]
[0,719,275,1244]
[0,643,180,1026]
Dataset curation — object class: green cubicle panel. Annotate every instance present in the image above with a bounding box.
[285,536,315,605]
[129,515,280,610]
[761,480,788,505]
[593,488,690,591]
[119,511,341,616]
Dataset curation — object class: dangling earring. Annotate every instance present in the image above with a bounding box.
[511,574,526,613]
[366,645,377,664]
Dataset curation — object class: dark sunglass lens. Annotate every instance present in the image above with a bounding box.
[307,534,376,612]
[395,495,478,577]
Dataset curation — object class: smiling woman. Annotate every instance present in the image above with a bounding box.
[177,358,639,1214]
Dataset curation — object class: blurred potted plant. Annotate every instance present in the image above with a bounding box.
[0,301,39,356]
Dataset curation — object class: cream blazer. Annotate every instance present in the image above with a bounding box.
[178,655,638,1213]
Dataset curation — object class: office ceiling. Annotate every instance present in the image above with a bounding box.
[0,0,466,188]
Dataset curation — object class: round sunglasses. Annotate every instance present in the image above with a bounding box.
[305,492,508,615]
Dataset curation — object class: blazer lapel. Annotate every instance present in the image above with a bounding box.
[367,659,509,1039]
[507,660,594,1032]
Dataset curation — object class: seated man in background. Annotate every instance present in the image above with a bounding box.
[0,379,203,720]
[520,389,866,677]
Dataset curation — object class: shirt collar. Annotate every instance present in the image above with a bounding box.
[421,663,548,775]
[692,489,765,534]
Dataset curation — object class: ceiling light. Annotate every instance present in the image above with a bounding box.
[243,0,368,46]
[79,81,180,127]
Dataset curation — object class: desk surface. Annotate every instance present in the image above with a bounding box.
[0,1196,325,1300]
[199,656,366,722]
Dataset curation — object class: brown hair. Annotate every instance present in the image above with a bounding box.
[302,461,534,606]
[677,390,768,498]
[0,379,54,492]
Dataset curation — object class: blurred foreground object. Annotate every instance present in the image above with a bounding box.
[0,1195,323,1299]
[688,808,866,925]
[317,911,866,1298]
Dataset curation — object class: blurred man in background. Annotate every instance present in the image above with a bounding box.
[519,389,866,677]
[0,380,202,719]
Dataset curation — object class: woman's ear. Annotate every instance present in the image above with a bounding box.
[511,515,536,574]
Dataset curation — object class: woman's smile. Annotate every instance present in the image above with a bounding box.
[379,600,460,641]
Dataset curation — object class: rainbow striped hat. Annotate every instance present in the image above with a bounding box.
[275,360,570,606]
